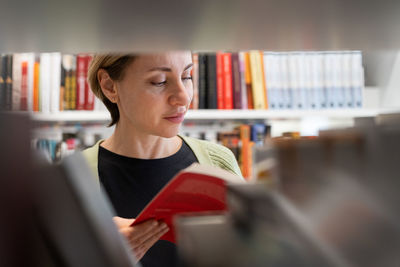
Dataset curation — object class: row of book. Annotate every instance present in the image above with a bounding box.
[0,53,106,112]
[191,51,364,110]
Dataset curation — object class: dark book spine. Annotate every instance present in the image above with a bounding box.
[0,55,4,110]
[206,53,217,109]
[231,52,242,109]
[198,54,207,109]
[5,55,13,111]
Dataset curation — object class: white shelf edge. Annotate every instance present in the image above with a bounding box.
[28,108,400,122]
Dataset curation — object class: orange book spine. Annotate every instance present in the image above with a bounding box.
[244,52,253,109]
[260,51,269,109]
[33,60,40,112]
[239,124,251,180]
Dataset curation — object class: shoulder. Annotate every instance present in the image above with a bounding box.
[81,140,103,181]
[180,135,243,178]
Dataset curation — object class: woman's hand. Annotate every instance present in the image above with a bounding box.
[113,216,169,262]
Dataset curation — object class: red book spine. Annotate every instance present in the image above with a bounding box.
[20,62,28,111]
[216,52,224,109]
[76,54,86,110]
[222,53,233,109]
[84,55,94,110]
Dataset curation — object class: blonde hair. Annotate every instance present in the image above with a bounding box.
[87,54,136,126]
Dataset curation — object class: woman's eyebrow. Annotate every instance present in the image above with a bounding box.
[147,63,193,72]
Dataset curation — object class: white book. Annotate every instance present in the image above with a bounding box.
[332,52,345,108]
[12,54,22,111]
[50,53,61,113]
[40,53,52,113]
[263,52,276,109]
[351,51,364,108]
[279,54,292,109]
[342,52,353,108]
[288,53,301,109]
[303,53,315,109]
[297,53,308,109]
[310,53,323,109]
[323,53,336,108]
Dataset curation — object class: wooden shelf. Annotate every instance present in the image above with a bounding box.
[29,108,400,123]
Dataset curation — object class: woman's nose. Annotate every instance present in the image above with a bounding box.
[169,80,192,106]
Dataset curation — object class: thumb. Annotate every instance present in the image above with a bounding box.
[113,216,135,228]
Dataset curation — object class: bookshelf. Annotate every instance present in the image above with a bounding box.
[30,108,400,123]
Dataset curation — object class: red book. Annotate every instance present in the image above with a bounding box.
[20,62,28,111]
[222,53,233,109]
[76,54,86,110]
[216,52,224,109]
[131,163,244,243]
[84,55,94,110]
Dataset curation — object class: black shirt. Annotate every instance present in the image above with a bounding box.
[98,140,198,267]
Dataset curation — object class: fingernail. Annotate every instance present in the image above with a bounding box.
[161,223,168,229]
[152,220,158,226]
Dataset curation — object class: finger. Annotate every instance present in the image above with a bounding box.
[129,222,166,249]
[136,224,169,253]
[113,216,135,228]
[128,220,160,242]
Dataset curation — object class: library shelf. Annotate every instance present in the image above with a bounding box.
[29,108,400,123]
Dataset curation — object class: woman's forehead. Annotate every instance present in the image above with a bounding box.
[134,52,192,69]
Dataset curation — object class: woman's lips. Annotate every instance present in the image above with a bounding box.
[164,114,185,123]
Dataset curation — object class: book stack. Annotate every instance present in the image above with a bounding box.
[0,53,106,113]
[191,51,364,110]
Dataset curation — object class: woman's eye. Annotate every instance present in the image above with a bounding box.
[182,76,192,81]
[151,81,167,87]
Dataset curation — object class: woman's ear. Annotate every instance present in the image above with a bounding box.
[97,69,118,103]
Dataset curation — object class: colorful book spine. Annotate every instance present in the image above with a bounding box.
[76,54,86,110]
[198,54,207,109]
[231,52,242,109]
[206,53,217,109]
[12,54,21,111]
[33,56,40,112]
[244,52,254,109]
[238,52,248,109]
[249,50,267,109]
[222,52,233,109]
[216,52,224,109]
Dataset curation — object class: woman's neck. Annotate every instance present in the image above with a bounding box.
[100,122,182,159]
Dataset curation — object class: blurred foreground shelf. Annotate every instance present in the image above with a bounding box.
[29,108,400,123]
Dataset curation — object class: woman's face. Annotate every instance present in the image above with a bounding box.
[115,51,193,138]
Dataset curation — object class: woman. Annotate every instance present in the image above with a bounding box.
[83,51,242,266]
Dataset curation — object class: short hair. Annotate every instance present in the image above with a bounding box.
[87,54,136,126]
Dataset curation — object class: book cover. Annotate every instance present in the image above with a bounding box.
[239,124,251,180]
[206,53,217,109]
[39,53,51,113]
[4,55,13,111]
[238,52,248,109]
[222,53,233,109]
[244,52,254,109]
[198,54,207,109]
[249,51,267,110]
[70,56,77,110]
[50,53,61,113]
[231,52,242,109]
[259,51,269,109]
[33,56,40,112]
[216,52,224,109]
[12,54,22,111]
[131,163,244,243]
[76,54,86,110]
